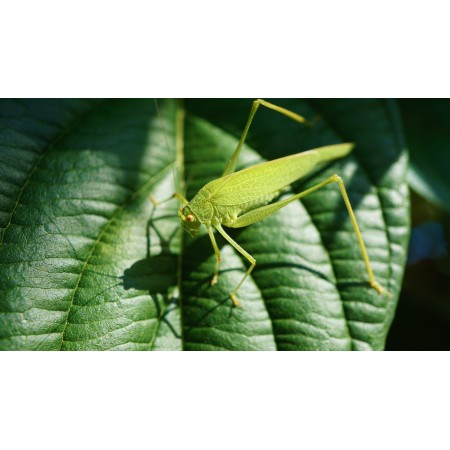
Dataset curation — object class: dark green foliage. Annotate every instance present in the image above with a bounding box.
[0,99,409,350]
[400,99,450,214]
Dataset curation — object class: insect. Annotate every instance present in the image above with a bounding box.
[156,99,386,306]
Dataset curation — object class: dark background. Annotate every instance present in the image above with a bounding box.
[386,100,450,350]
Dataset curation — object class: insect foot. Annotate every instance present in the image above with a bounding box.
[148,194,159,207]
[370,280,390,296]
[230,293,241,307]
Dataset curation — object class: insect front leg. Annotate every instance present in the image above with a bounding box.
[206,225,221,287]
[214,224,256,307]
[149,192,189,207]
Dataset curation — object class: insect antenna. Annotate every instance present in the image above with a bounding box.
[153,99,183,199]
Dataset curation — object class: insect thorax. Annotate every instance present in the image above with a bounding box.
[186,190,214,224]
[188,187,281,227]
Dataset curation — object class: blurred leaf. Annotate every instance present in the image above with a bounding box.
[0,99,409,350]
[399,99,450,214]
[407,221,447,264]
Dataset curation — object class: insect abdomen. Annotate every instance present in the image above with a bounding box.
[218,191,280,226]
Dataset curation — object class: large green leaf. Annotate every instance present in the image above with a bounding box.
[0,99,409,350]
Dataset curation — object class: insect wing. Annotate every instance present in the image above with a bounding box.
[205,150,320,206]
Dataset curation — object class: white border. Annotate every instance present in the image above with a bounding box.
[1,1,448,448]
[1,1,448,97]
[1,353,449,450]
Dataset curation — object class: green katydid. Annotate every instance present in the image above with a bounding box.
[156,99,386,306]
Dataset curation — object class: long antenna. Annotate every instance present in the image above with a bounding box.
[153,99,179,195]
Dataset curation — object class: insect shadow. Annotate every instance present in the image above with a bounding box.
[122,211,182,339]
[121,207,240,344]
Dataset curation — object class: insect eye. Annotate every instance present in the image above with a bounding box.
[186,214,195,222]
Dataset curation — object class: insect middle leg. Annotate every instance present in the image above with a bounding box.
[149,192,188,207]
[214,224,256,306]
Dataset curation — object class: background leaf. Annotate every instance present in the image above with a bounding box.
[0,99,409,350]
[399,99,450,215]
[386,100,450,350]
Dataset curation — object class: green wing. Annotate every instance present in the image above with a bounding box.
[204,143,353,207]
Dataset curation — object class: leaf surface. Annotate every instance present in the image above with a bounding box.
[0,99,409,350]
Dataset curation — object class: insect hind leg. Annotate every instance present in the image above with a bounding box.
[300,174,387,295]
[225,173,387,296]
